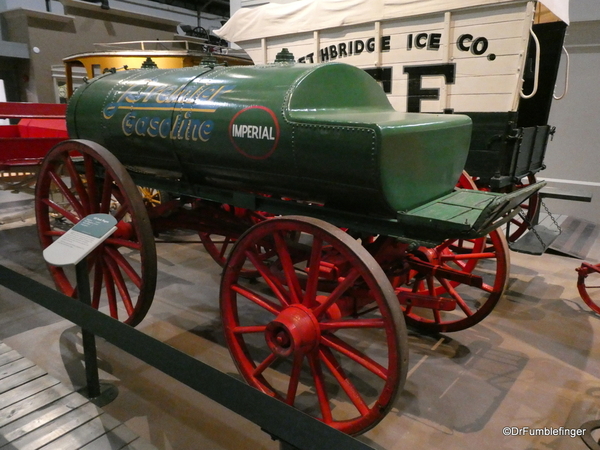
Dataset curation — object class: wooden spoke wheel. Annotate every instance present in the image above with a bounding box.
[462,172,540,243]
[199,204,271,277]
[385,171,509,333]
[35,140,157,326]
[504,174,540,242]
[399,229,509,333]
[220,216,408,435]
[577,263,600,315]
[138,186,171,209]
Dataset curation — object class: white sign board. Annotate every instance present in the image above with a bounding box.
[43,214,118,266]
[217,0,568,114]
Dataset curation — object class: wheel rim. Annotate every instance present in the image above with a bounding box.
[220,216,407,435]
[399,229,509,333]
[35,140,157,326]
[577,264,600,315]
[464,172,540,243]
[505,174,540,242]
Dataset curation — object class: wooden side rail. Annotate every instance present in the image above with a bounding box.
[0,102,67,119]
[539,187,593,203]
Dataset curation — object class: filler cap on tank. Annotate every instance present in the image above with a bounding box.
[141,57,158,69]
[274,48,295,63]
[200,55,219,66]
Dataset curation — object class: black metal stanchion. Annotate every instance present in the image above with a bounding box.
[42,213,120,406]
[75,257,101,399]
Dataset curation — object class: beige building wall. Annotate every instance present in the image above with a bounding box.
[1,2,180,103]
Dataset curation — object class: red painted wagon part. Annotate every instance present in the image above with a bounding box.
[576,262,600,315]
[0,102,69,162]
[0,102,67,120]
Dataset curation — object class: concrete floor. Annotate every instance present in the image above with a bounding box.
[1,192,600,450]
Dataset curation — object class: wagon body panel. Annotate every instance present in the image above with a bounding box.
[0,102,68,172]
[67,62,473,215]
[216,0,568,188]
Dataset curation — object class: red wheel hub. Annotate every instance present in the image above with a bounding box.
[265,304,321,357]
[113,221,133,239]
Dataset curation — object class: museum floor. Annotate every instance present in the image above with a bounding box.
[1,192,599,450]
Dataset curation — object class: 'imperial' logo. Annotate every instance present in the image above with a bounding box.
[231,124,276,141]
[229,106,280,159]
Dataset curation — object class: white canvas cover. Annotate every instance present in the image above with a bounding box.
[216,0,569,43]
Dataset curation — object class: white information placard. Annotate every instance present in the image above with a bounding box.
[43,214,118,266]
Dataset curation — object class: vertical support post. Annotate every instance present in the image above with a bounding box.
[75,258,101,399]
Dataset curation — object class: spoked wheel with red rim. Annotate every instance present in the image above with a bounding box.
[464,172,540,243]
[577,262,600,315]
[220,216,408,435]
[199,204,270,277]
[35,139,157,326]
[504,174,540,242]
[397,228,510,333]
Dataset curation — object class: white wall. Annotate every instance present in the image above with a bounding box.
[540,19,600,223]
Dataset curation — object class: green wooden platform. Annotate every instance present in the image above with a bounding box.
[0,342,157,450]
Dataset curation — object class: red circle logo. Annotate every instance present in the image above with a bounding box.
[229,106,280,160]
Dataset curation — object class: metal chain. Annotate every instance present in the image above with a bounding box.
[509,198,561,249]
[541,198,562,234]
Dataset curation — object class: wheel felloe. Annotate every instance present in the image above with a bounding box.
[577,263,600,315]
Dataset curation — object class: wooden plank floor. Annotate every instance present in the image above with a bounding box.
[0,342,158,450]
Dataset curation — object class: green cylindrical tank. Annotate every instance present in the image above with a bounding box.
[67,61,472,215]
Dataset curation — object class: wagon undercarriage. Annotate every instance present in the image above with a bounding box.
[33,138,540,434]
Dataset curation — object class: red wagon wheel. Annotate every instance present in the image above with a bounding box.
[384,172,509,333]
[577,263,600,315]
[200,205,272,277]
[464,172,540,243]
[398,228,509,333]
[504,174,541,242]
[220,216,408,435]
[35,139,157,326]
